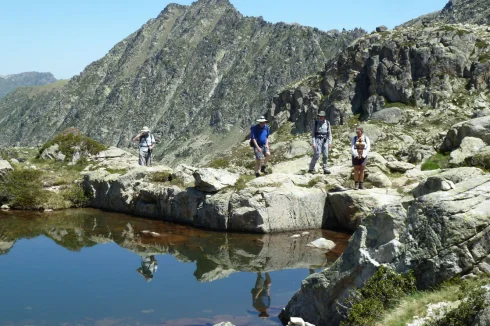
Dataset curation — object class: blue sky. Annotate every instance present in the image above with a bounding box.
[0,0,447,79]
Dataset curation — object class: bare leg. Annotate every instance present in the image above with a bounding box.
[353,166,360,181]
[263,152,270,166]
[359,166,365,182]
[255,159,262,173]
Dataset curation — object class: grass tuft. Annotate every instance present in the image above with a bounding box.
[421,153,450,171]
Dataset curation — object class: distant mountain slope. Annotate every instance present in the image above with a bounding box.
[0,0,365,164]
[400,0,490,28]
[0,72,57,98]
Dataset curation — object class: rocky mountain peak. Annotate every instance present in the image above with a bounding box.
[400,0,490,27]
[0,3,364,165]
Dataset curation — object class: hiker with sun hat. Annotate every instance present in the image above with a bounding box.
[250,116,271,177]
[133,126,156,166]
[308,111,332,174]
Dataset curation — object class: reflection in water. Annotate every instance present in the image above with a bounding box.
[252,272,272,319]
[136,255,158,282]
[0,209,351,326]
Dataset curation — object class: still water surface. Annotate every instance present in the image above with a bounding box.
[0,209,350,326]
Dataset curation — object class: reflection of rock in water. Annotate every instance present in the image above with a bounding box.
[0,239,14,255]
[0,209,350,281]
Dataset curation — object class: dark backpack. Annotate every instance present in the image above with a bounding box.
[314,120,331,138]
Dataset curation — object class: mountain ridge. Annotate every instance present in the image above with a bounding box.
[400,0,490,28]
[0,72,57,98]
[0,0,364,164]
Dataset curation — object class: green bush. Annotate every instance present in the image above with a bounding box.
[235,174,255,191]
[0,168,46,209]
[150,171,186,188]
[61,185,89,208]
[339,266,416,326]
[37,128,107,162]
[421,153,450,171]
[426,281,487,326]
[464,153,490,170]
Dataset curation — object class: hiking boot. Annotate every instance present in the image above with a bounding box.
[260,165,267,173]
[255,172,261,178]
[323,169,331,175]
[308,170,315,174]
[359,182,365,190]
[354,181,359,190]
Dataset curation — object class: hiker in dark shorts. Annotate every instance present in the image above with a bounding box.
[250,116,271,178]
[351,127,371,190]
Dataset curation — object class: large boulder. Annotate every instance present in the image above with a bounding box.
[398,143,436,163]
[441,115,490,152]
[193,168,239,192]
[280,174,490,325]
[91,146,139,169]
[370,107,404,124]
[365,166,392,188]
[412,167,485,198]
[0,160,13,178]
[326,189,401,231]
[386,160,415,173]
[39,144,65,161]
[285,140,311,159]
[229,185,327,233]
[280,204,407,326]
[449,137,487,166]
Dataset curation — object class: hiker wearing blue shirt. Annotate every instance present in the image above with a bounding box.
[250,116,271,178]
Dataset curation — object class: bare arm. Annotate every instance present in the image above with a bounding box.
[133,133,143,142]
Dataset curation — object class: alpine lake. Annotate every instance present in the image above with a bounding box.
[0,209,350,326]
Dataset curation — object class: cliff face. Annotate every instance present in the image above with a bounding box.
[266,22,490,135]
[400,0,490,28]
[0,0,364,165]
[0,72,56,98]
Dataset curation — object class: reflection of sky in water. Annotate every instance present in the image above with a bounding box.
[0,210,349,326]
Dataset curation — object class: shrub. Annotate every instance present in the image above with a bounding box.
[208,158,230,169]
[37,129,107,162]
[421,153,450,171]
[61,184,89,208]
[338,266,416,326]
[0,168,46,209]
[426,280,487,326]
[150,171,186,188]
[235,174,255,191]
[463,153,490,171]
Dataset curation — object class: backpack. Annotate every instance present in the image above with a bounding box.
[249,124,269,147]
[314,120,331,138]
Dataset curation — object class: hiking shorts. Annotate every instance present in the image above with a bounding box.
[254,145,269,160]
[352,155,368,166]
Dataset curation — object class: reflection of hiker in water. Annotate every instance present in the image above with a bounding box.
[136,255,158,282]
[251,272,271,319]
